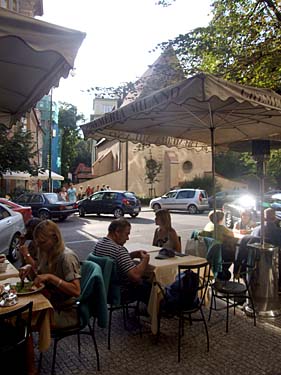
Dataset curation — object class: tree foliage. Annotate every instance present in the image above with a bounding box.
[58,103,84,179]
[156,1,281,90]
[144,151,162,197]
[155,0,281,186]
[215,151,255,178]
[71,139,92,168]
[0,124,38,176]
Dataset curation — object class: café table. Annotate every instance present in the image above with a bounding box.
[0,259,20,281]
[0,276,54,352]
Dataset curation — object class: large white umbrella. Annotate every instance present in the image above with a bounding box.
[81,73,281,240]
[32,170,64,181]
[2,171,31,180]
[0,7,86,127]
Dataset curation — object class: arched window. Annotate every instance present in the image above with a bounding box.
[183,161,193,173]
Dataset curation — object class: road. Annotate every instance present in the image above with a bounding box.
[58,208,210,260]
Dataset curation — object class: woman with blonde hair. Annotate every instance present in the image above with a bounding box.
[19,220,81,374]
[152,209,181,252]
[20,220,81,328]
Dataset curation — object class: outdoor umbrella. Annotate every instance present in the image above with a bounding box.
[31,170,64,181]
[0,7,86,127]
[81,73,281,240]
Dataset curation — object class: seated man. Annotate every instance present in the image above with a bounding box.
[252,208,281,246]
[92,218,151,304]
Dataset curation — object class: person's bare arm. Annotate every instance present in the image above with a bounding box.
[130,250,147,259]
[127,252,150,283]
[170,229,181,252]
[34,274,81,297]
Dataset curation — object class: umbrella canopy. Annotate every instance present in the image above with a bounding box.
[81,73,281,148]
[34,170,64,181]
[2,171,31,180]
[81,73,281,241]
[0,7,86,127]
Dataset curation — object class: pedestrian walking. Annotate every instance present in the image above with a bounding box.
[67,183,77,202]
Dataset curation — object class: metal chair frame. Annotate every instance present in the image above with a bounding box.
[208,263,257,333]
[156,261,210,362]
[39,261,101,375]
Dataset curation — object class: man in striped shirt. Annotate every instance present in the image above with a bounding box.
[92,218,151,303]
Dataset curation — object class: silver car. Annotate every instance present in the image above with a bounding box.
[149,189,209,214]
[0,203,25,263]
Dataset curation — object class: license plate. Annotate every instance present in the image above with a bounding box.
[134,207,140,212]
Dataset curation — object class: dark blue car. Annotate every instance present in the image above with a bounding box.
[14,193,77,221]
[77,190,141,218]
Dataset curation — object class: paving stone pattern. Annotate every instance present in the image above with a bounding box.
[37,307,281,375]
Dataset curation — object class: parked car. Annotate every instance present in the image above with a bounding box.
[0,203,25,262]
[149,189,209,214]
[222,194,260,229]
[208,189,249,209]
[14,193,77,221]
[77,190,141,218]
[264,189,281,202]
[0,198,33,224]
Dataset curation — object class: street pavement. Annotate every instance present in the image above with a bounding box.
[37,303,281,375]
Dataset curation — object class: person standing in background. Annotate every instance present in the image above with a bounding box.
[67,183,77,202]
[59,186,68,201]
[86,185,93,197]
[77,186,84,200]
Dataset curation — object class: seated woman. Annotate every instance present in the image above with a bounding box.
[152,209,181,252]
[201,210,237,280]
[233,209,256,235]
[20,220,81,328]
[19,220,81,375]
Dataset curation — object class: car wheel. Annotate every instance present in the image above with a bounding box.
[130,213,139,218]
[39,210,51,220]
[79,207,86,217]
[113,208,124,218]
[8,233,20,263]
[225,212,233,228]
[152,203,161,211]
[188,204,198,214]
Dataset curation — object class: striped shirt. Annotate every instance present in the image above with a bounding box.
[92,237,136,289]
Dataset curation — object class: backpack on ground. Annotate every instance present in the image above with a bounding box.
[160,270,199,315]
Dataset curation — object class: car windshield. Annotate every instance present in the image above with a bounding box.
[44,193,62,203]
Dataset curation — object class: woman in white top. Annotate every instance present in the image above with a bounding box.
[233,209,256,235]
[152,209,181,252]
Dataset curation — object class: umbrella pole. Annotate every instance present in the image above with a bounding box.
[210,126,217,239]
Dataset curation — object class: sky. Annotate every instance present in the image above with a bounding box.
[39,0,212,121]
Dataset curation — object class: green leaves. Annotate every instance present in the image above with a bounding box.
[0,124,38,176]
